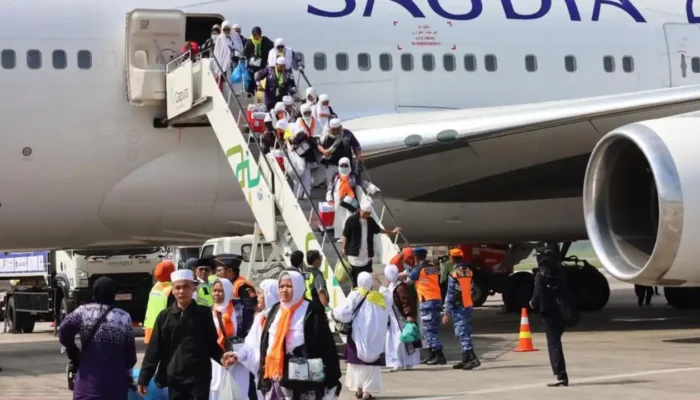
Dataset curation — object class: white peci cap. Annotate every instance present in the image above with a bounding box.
[276,57,286,65]
[171,269,196,284]
[275,38,284,47]
[329,118,341,128]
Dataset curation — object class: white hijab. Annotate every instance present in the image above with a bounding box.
[259,279,280,312]
[214,278,234,313]
[384,264,400,292]
[267,271,309,354]
[358,271,373,290]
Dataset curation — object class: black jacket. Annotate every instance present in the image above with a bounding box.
[243,36,274,69]
[138,301,223,388]
[342,213,381,259]
[531,267,568,318]
[258,301,341,395]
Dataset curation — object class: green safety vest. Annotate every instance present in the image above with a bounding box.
[197,283,214,308]
[144,282,172,330]
[304,272,315,301]
[208,274,218,284]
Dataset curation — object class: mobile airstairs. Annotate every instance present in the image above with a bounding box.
[163,52,408,316]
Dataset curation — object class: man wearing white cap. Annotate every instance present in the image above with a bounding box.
[321,118,363,187]
[256,55,297,111]
[342,198,402,288]
[138,269,229,400]
[267,37,294,70]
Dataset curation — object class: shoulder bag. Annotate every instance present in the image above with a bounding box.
[332,294,367,335]
[67,305,114,390]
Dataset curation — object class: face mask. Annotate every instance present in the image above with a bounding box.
[303,115,312,123]
[211,34,219,40]
[339,166,351,176]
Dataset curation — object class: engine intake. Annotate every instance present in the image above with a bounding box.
[583,117,697,286]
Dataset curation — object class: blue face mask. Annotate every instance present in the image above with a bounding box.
[211,34,219,40]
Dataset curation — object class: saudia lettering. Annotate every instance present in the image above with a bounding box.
[309,0,658,23]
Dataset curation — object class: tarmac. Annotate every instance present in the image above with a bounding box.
[2,273,700,400]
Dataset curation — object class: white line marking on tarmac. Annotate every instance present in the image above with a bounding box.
[403,366,700,399]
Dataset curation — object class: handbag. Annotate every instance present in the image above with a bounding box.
[67,306,114,390]
[333,294,367,335]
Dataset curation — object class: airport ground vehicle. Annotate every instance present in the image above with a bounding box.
[199,235,287,286]
[453,242,610,312]
[0,248,162,333]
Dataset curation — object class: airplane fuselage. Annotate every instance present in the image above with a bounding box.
[1,0,698,250]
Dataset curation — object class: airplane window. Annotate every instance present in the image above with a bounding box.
[401,53,414,71]
[1,49,15,69]
[422,54,435,71]
[565,55,577,72]
[379,53,392,71]
[485,54,497,72]
[293,52,304,71]
[525,55,537,72]
[52,50,67,70]
[358,53,371,71]
[603,56,615,72]
[26,50,41,70]
[77,50,92,70]
[336,53,349,71]
[443,54,455,72]
[313,53,326,71]
[464,54,477,72]
[622,56,634,73]
[693,57,700,73]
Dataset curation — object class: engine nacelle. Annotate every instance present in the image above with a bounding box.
[583,116,700,286]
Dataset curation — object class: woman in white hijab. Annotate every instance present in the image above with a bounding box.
[303,87,318,109]
[379,265,420,372]
[231,271,341,400]
[213,20,244,89]
[326,157,379,239]
[210,278,251,400]
[315,94,336,134]
[333,272,390,399]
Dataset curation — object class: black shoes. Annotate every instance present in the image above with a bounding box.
[463,349,481,370]
[420,349,435,364]
[452,352,468,369]
[547,374,569,387]
[426,349,447,365]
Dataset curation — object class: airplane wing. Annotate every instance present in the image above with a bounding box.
[350,84,700,169]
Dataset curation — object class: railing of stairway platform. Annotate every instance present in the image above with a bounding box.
[294,70,410,248]
[170,49,356,278]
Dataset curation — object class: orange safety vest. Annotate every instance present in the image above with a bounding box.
[451,269,473,308]
[297,117,317,137]
[414,263,441,302]
[213,301,236,350]
[232,276,255,300]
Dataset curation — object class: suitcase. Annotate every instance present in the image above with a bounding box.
[318,201,335,230]
[273,149,286,172]
[246,104,267,134]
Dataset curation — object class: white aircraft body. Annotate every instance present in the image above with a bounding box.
[3,0,700,294]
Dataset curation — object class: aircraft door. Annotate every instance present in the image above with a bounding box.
[663,23,700,87]
[125,9,186,106]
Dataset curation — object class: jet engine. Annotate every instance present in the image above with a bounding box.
[583,116,700,297]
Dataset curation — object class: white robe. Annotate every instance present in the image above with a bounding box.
[332,289,390,395]
[267,46,294,70]
[326,174,361,239]
[210,296,251,400]
[213,34,243,78]
[379,286,420,369]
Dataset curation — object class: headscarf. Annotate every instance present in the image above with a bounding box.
[260,279,280,312]
[214,278,234,313]
[384,264,400,292]
[337,157,355,200]
[92,277,117,306]
[154,261,175,282]
[264,271,307,380]
[356,272,386,308]
[305,87,317,104]
[360,197,373,213]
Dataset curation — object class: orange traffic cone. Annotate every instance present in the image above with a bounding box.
[513,308,539,352]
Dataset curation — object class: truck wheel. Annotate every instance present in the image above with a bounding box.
[20,317,35,333]
[502,271,534,313]
[571,266,610,311]
[471,274,489,308]
[7,297,24,334]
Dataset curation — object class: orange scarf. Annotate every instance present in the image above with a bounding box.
[213,301,235,350]
[264,298,304,380]
[338,174,355,200]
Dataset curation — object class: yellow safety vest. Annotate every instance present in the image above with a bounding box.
[208,274,217,285]
[197,282,214,308]
[304,272,315,301]
[144,282,172,344]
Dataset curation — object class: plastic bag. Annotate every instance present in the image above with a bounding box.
[334,260,349,284]
[399,322,420,343]
[217,369,246,400]
[130,369,169,400]
[231,63,246,84]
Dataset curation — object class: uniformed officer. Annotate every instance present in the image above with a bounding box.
[186,258,214,308]
[304,250,329,309]
[441,248,481,370]
[403,247,446,365]
[144,261,176,344]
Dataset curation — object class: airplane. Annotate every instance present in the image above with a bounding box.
[3,0,700,308]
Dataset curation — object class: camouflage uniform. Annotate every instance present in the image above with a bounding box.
[445,263,480,370]
[419,300,443,351]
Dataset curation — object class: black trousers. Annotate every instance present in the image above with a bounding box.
[634,285,653,305]
[168,381,210,400]
[543,317,567,378]
[350,261,373,288]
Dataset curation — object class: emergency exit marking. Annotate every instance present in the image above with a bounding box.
[412,24,441,47]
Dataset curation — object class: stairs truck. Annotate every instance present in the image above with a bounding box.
[1,247,163,334]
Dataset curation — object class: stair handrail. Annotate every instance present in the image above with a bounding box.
[184,49,353,281]
[296,70,410,248]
